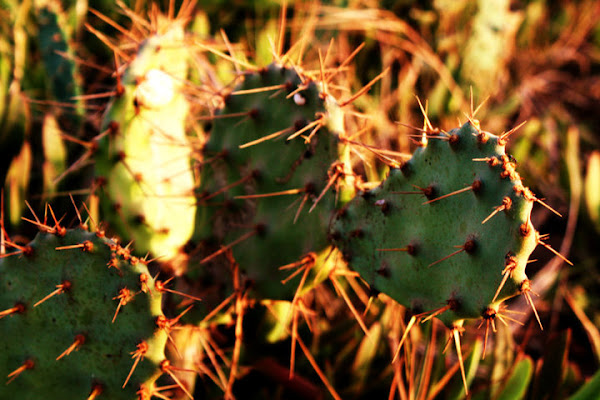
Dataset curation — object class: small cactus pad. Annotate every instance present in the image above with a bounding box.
[198,63,345,299]
[0,228,167,399]
[36,2,84,123]
[331,122,538,326]
[95,23,195,266]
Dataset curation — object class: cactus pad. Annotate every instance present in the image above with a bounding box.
[198,63,345,299]
[95,23,195,268]
[0,227,167,399]
[331,121,539,326]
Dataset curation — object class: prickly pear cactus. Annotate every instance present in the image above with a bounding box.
[36,1,84,124]
[95,21,195,270]
[331,121,539,327]
[197,63,347,299]
[0,227,167,399]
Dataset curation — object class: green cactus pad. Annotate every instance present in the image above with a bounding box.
[36,2,84,124]
[197,63,345,300]
[331,122,538,326]
[0,228,167,399]
[95,23,195,269]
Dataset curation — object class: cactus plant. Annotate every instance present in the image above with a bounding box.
[328,118,567,392]
[196,62,349,300]
[36,0,85,127]
[94,19,196,272]
[1,1,594,398]
[331,120,545,327]
[0,221,168,399]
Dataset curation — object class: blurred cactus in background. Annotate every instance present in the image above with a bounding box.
[1,1,600,399]
[95,14,195,272]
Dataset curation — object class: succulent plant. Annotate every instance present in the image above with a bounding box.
[36,0,84,126]
[330,121,548,327]
[328,119,566,392]
[0,223,168,399]
[196,62,349,300]
[94,20,195,272]
[1,1,592,398]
